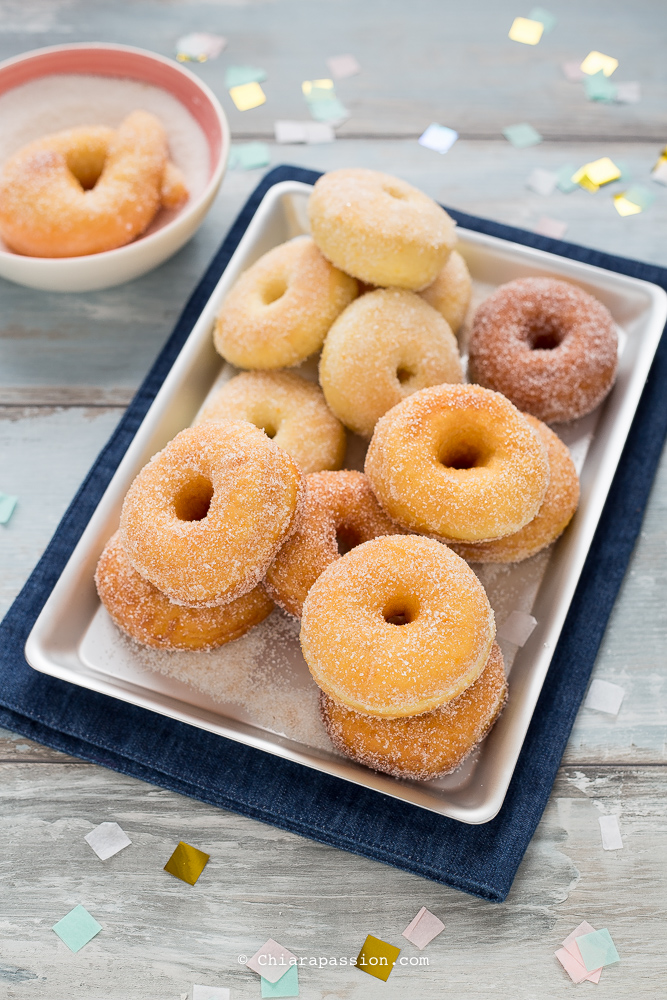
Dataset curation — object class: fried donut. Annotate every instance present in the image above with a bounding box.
[468,277,618,423]
[320,642,507,781]
[120,420,303,608]
[0,111,183,257]
[449,415,579,563]
[265,471,404,617]
[213,237,358,369]
[300,535,495,717]
[419,249,472,335]
[365,383,549,543]
[96,531,273,650]
[308,168,457,290]
[195,370,345,474]
[319,289,463,438]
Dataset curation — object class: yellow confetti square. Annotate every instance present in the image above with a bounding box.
[356,934,401,982]
[580,51,618,77]
[163,841,210,885]
[585,157,621,186]
[571,165,599,193]
[229,82,266,111]
[613,195,642,217]
[508,16,544,44]
[302,78,334,96]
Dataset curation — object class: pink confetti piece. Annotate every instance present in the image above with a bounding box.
[599,814,623,850]
[561,921,603,983]
[534,216,568,239]
[401,907,445,949]
[326,54,361,79]
[562,61,585,81]
[526,168,558,196]
[247,940,297,985]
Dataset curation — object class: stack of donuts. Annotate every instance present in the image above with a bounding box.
[96,166,621,782]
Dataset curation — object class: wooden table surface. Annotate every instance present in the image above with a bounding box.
[1,2,666,997]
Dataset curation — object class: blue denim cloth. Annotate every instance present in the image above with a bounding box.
[1,166,666,901]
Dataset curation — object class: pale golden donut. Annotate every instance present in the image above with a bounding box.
[419,249,472,335]
[308,168,457,290]
[195,370,346,474]
[364,383,549,543]
[449,415,579,563]
[319,288,463,438]
[265,471,404,617]
[320,642,507,781]
[213,237,358,369]
[300,535,495,718]
[0,111,185,257]
[120,421,303,608]
[95,531,273,651]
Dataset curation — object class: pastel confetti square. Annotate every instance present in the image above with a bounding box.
[508,17,544,45]
[580,51,618,77]
[498,611,538,646]
[84,821,131,861]
[192,987,230,1000]
[327,54,361,79]
[623,185,655,211]
[559,921,602,983]
[302,79,334,97]
[402,906,445,949]
[355,934,400,982]
[526,168,558,196]
[585,70,617,103]
[274,121,334,144]
[0,492,18,524]
[229,82,266,111]
[225,66,267,89]
[52,904,102,953]
[613,194,642,217]
[534,216,568,239]
[261,964,299,997]
[615,81,641,103]
[503,123,542,148]
[307,97,349,124]
[584,678,625,714]
[247,939,297,985]
[652,159,667,186]
[562,61,584,82]
[599,814,623,850]
[418,123,458,154]
[586,157,621,186]
[176,33,227,62]
[163,841,210,885]
[576,928,620,971]
[556,163,579,193]
[229,142,271,170]
[528,7,556,33]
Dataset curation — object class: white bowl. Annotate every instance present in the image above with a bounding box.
[0,43,230,292]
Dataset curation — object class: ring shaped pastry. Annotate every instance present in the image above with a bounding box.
[265,470,403,617]
[364,383,549,543]
[308,168,457,290]
[300,535,495,718]
[468,277,618,423]
[419,249,472,335]
[321,643,507,781]
[120,421,302,608]
[213,237,358,369]
[96,531,273,650]
[196,370,345,474]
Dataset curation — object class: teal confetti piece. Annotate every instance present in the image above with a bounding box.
[229,142,271,171]
[224,65,267,89]
[502,123,543,148]
[585,70,617,103]
[52,905,102,953]
[0,492,18,524]
[261,964,299,997]
[529,7,557,32]
[624,185,656,210]
[556,164,579,193]
[576,928,620,971]
[306,97,349,123]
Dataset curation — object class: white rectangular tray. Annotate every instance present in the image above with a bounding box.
[25,180,667,824]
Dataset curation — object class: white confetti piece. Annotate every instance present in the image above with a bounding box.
[192,988,230,1000]
[584,678,625,715]
[418,123,458,154]
[326,54,361,79]
[176,33,227,62]
[497,611,538,647]
[274,120,334,144]
[84,821,131,861]
[615,81,641,103]
[652,160,667,185]
[599,814,623,850]
[534,216,568,239]
[402,906,445,949]
[526,168,558,196]
[247,939,297,984]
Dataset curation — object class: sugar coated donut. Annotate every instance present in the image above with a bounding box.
[449,415,579,563]
[364,383,549,543]
[265,470,404,617]
[320,642,507,780]
[308,168,457,290]
[300,534,495,717]
[96,531,273,650]
[214,237,357,369]
[419,249,472,335]
[319,288,463,437]
[120,420,303,608]
[0,111,184,257]
[468,277,618,423]
[195,370,345,474]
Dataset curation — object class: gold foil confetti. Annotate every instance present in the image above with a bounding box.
[613,195,642,216]
[508,17,544,44]
[580,51,618,77]
[572,157,621,192]
[355,935,401,982]
[301,79,334,97]
[229,82,266,111]
[164,841,210,885]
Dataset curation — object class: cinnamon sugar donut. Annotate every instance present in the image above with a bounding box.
[365,383,549,543]
[213,237,357,369]
[319,289,463,437]
[419,249,472,335]
[468,277,618,423]
[0,111,183,257]
[449,415,579,563]
[308,168,457,290]
[195,370,345,474]
[265,471,403,617]
[96,531,273,650]
[120,421,302,608]
[321,643,507,780]
[300,535,495,717]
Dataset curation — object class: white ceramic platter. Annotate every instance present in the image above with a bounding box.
[25,180,667,824]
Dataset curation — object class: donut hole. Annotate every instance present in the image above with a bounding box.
[383,183,409,200]
[439,432,492,470]
[261,277,288,306]
[382,596,419,626]
[174,475,214,522]
[526,320,565,351]
[258,420,277,439]
[396,364,416,386]
[64,151,107,191]
[335,523,362,556]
